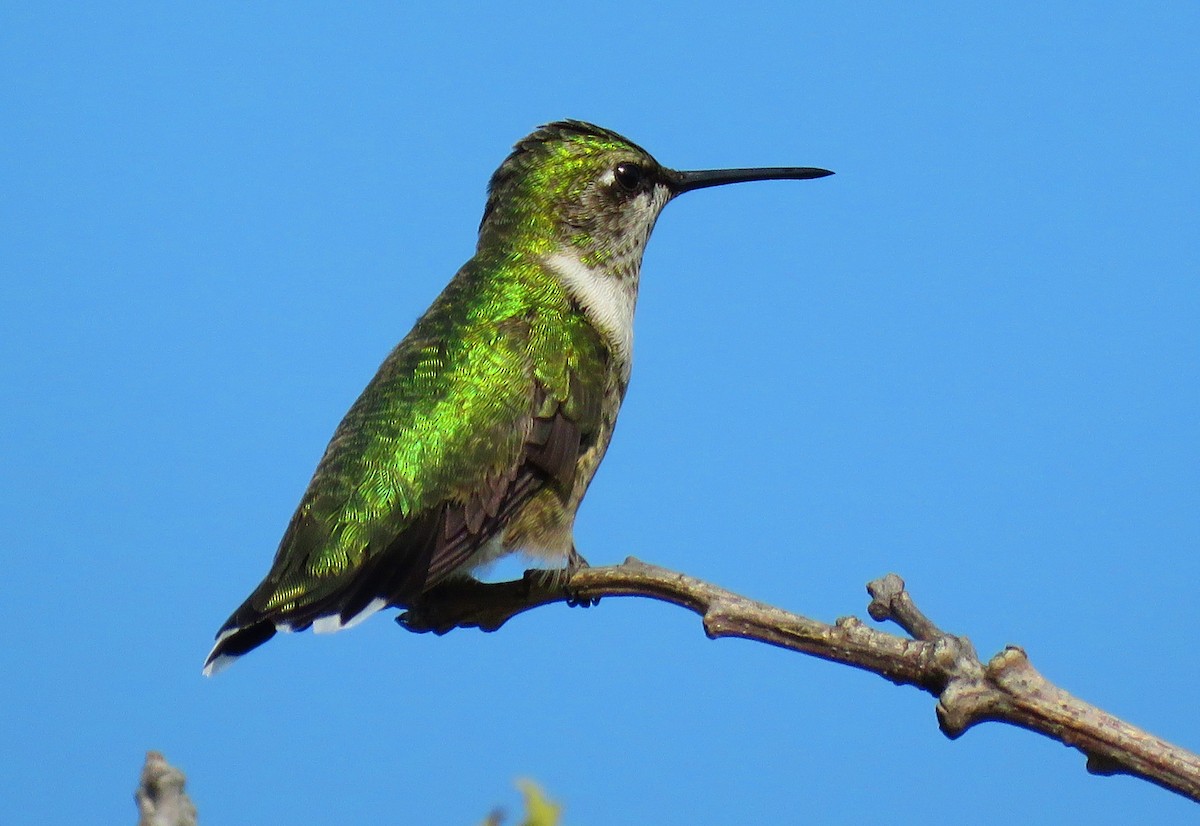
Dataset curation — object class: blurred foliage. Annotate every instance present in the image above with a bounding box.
[481,779,561,826]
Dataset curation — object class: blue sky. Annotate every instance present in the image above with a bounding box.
[3,4,1198,823]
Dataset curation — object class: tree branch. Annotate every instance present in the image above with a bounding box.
[399,558,1200,803]
[135,751,197,826]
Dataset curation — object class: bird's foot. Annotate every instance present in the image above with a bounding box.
[565,546,599,608]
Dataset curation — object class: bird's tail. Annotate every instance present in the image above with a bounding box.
[202,508,447,676]
[201,581,396,677]
[202,620,278,677]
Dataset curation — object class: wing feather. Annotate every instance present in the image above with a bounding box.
[204,260,610,674]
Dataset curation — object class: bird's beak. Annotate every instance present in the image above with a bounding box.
[666,166,834,196]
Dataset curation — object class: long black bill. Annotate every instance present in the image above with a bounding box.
[667,166,834,195]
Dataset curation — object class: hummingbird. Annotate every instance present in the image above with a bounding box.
[203,120,832,675]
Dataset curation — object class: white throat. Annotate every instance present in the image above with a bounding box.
[544,250,637,381]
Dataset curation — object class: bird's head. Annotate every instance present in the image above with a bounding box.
[478,120,833,277]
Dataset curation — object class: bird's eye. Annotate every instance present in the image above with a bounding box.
[613,162,643,192]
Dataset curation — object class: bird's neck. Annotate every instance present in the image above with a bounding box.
[541,247,638,385]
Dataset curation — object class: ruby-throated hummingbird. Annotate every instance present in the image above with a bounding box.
[203,121,831,675]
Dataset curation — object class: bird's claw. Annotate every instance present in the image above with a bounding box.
[565,591,600,608]
[562,546,598,607]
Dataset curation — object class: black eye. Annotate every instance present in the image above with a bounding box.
[613,162,643,192]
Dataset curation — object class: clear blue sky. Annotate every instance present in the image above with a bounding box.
[3,4,1198,823]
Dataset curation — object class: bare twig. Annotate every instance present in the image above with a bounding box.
[135,751,197,826]
[400,557,1200,803]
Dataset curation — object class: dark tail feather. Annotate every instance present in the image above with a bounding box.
[201,554,410,677]
[202,620,277,676]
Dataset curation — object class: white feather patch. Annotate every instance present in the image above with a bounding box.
[201,626,240,676]
[311,597,388,634]
[544,250,635,379]
[201,652,237,678]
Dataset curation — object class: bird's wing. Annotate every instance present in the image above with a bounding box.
[204,280,606,673]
